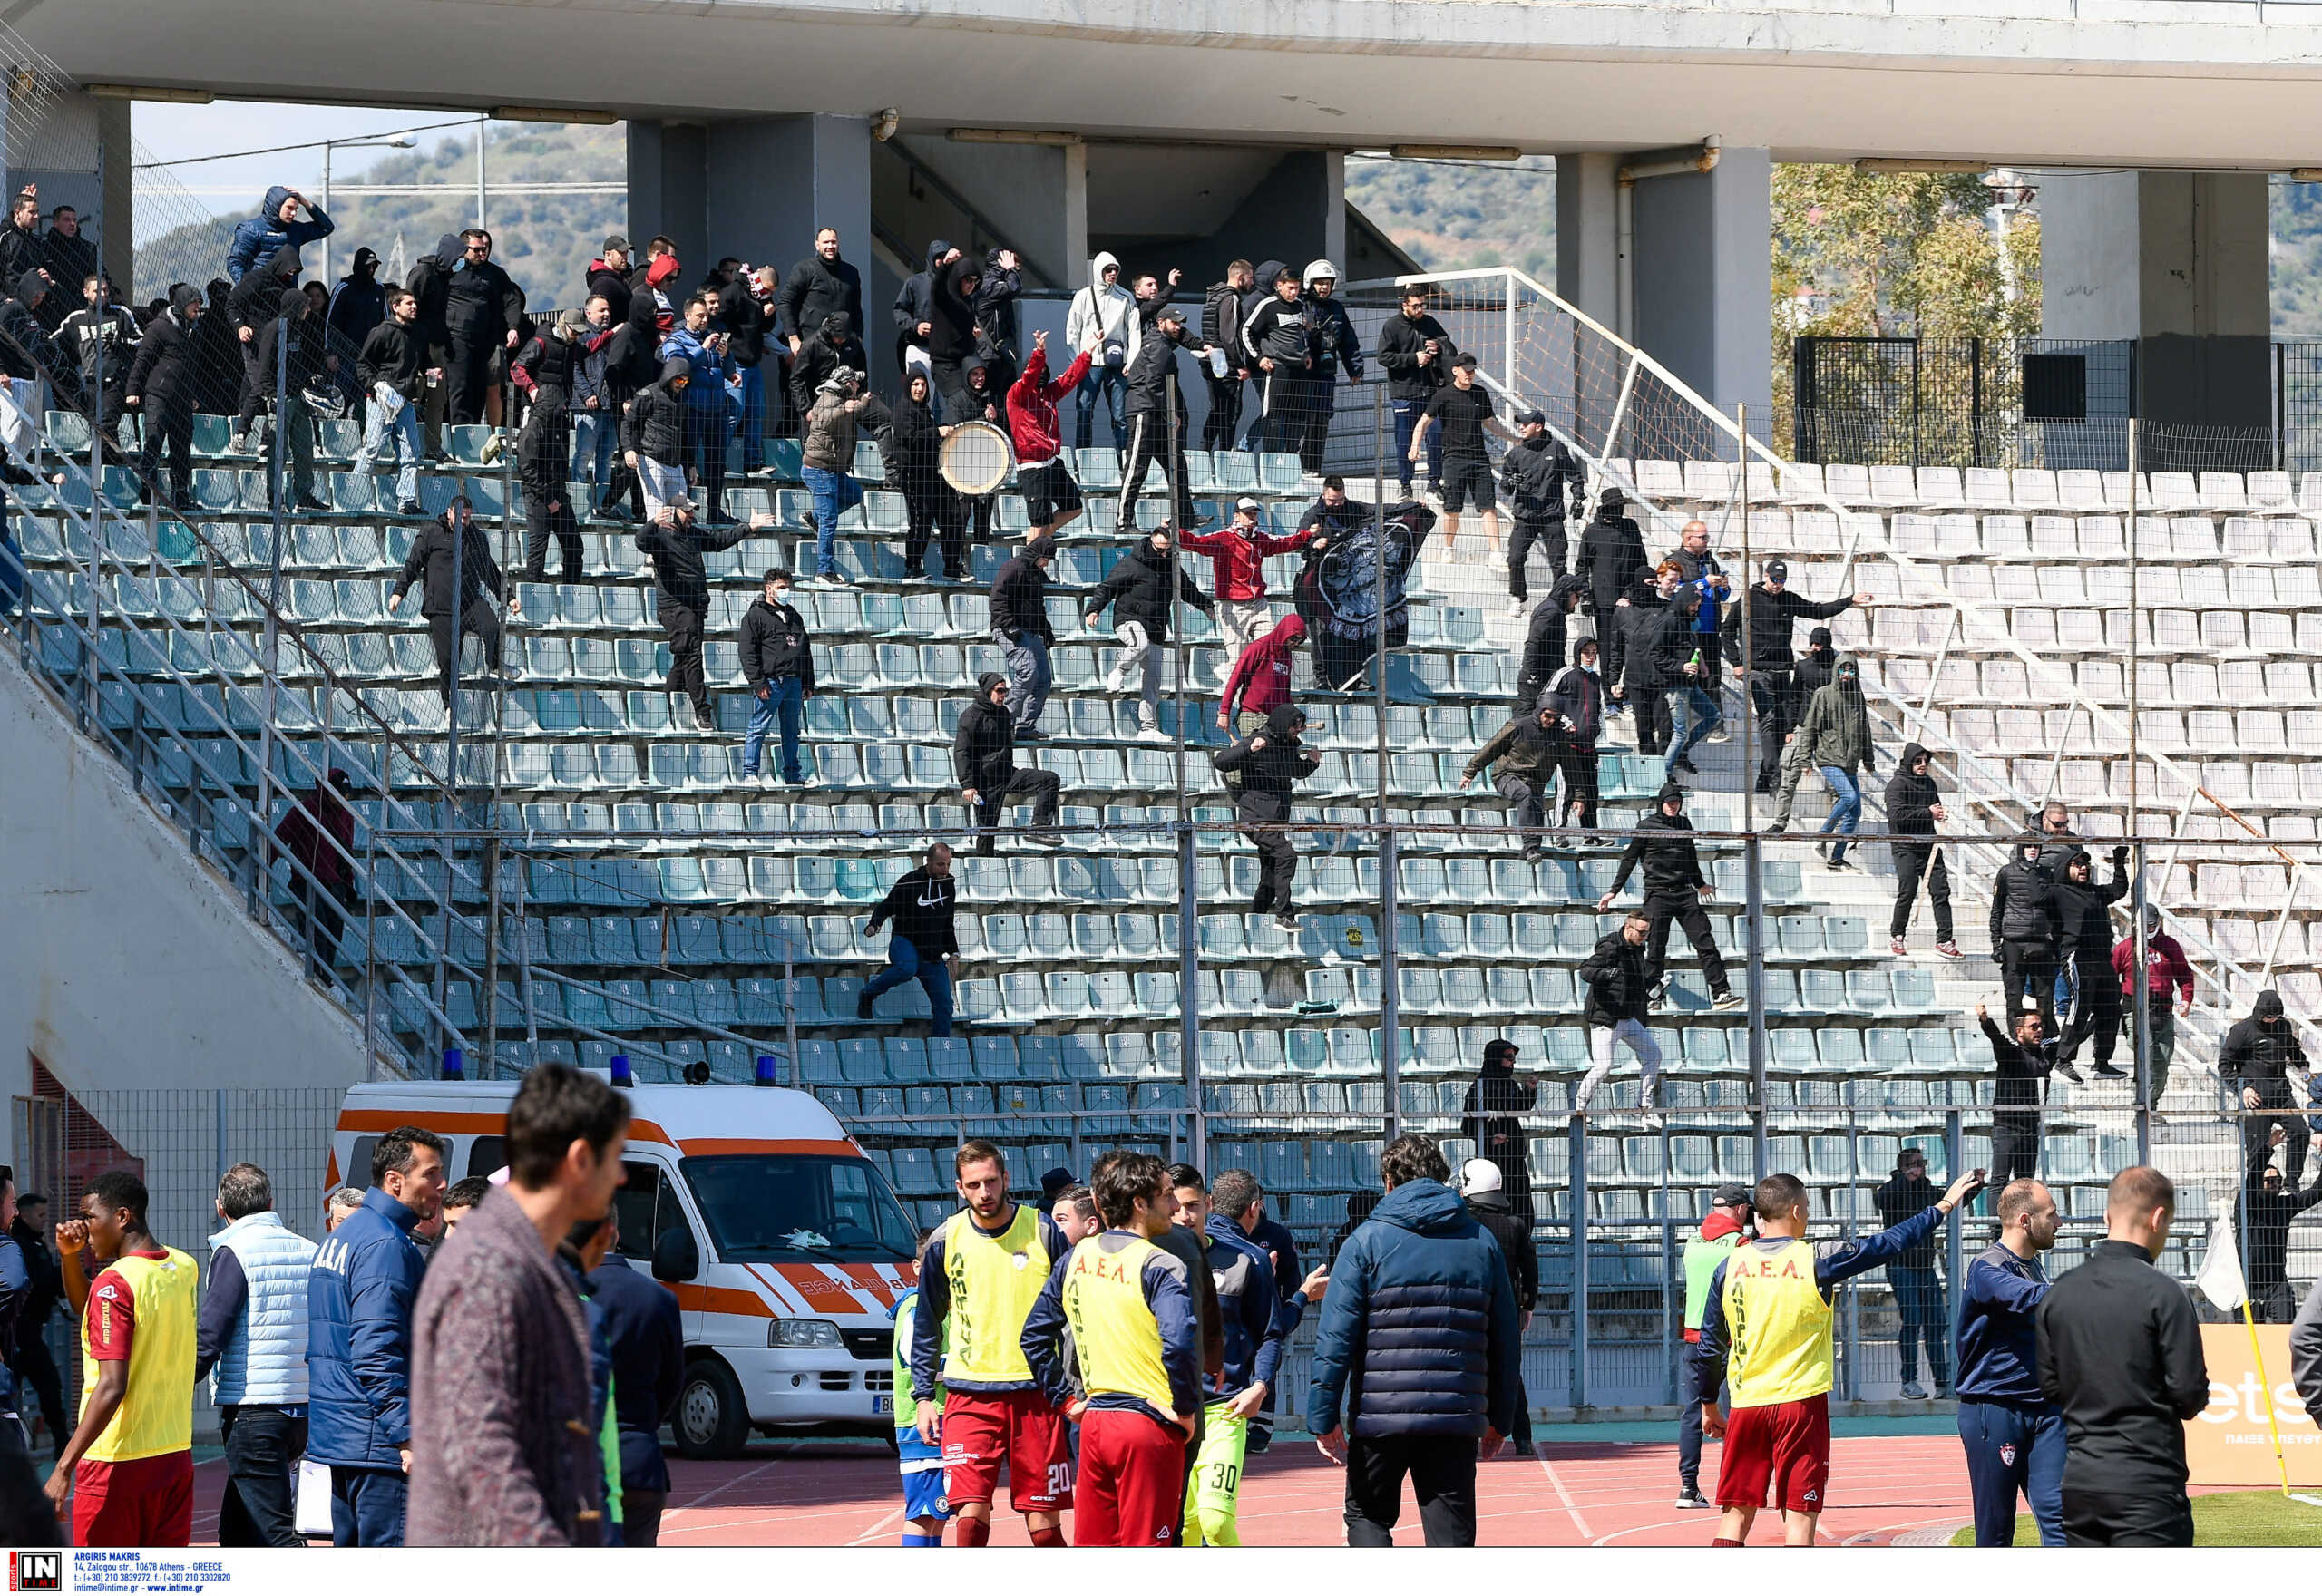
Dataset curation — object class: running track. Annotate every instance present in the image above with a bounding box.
[182,1431,1983,1546]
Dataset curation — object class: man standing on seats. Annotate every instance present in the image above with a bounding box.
[390,495,519,705]
[1885,743,1963,959]
[1200,260,1255,453]
[636,497,764,733]
[1460,1039,1537,1230]
[1871,1148,1950,1399]
[1574,909,1668,1122]
[1723,559,1866,795]
[990,533,1059,740]
[859,843,961,1036]
[1976,999,2057,1191]
[440,229,522,427]
[2036,1166,2208,1546]
[124,284,203,512]
[1499,410,1583,616]
[1212,705,1322,932]
[2222,989,2314,1190]
[1375,288,1453,498]
[2112,908,2194,1106]
[1459,696,1564,863]
[1407,354,1515,556]
[1597,782,1743,1013]
[956,672,1063,855]
[1085,524,1212,741]
[1989,836,2063,1036]
[1115,304,1212,533]
[2053,845,2132,1081]
[739,567,815,785]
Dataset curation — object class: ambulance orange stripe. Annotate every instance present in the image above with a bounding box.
[669,1282,773,1318]
[677,1138,857,1157]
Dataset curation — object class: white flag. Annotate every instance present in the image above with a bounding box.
[2193,1196,2248,1312]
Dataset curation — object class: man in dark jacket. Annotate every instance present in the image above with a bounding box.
[990,534,1058,737]
[955,672,1062,854]
[252,289,328,511]
[1116,303,1211,531]
[307,1126,447,1546]
[1723,558,1868,793]
[1306,1134,1518,1547]
[1085,525,1212,739]
[892,239,955,375]
[1575,910,1667,1117]
[1500,411,1582,609]
[1514,573,1585,712]
[1886,742,1961,959]
[59,272,136,447]
[1459,1040,1537,1231]
[2240,1130,2322,1322]
[516,383,582,582]
[225,184,332,284]
[354,288,433,515]
[787,312,867,432]
[1767,625,1839,829]
[440,229,523,424]
[1598,782,1741,1011]
[584,1237,683,1545]
[1212,704,1322,930]
[1376,289,1455,494]
[2054,845,2132,1081]
[1545,638,1606,837]
[1654,587,1723,782]
[1575,489,1650,679]
[125,282,201,509]
[2036,1166,2208,1546]
[326,248,387,387]
[1614,561,1677,754]
[391,497,517,703]
[586,237,634,326]
[1459,697,1562,861]
[637,508,762,732]
[1201,259,1255,451]
[7,1197,63,1460]
[2222,989,2315,1189]
[781,228,863,356]
[859,843,962,1036]
[0,193,37,295]
[37,207,95,320]
[738,567,815,784]
[1458,1158,1536,1457]
[1990,836,2063,1035]
[1978,999,2058,1188]
[227,244,301,451]
[1873,1148,1949,1398]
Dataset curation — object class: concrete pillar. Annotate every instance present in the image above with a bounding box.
[1628,145,1773,438]
[882,134,1088,291]
[625,120,707,273]
[629,112,871,285]
[2041,170,2270,453]
[1556,152,1620,331]
[3,89,131,291]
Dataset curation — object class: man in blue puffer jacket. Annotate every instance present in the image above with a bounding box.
[1306,1134,1519,1547]
[225,185,334,284]
[306,1126,447,1546]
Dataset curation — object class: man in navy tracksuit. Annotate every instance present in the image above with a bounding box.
[1955,1176,2067,1547]
[1172,1167,1290,1545]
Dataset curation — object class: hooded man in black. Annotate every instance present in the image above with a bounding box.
[1499,411,1582,608]
[2054,845,2132,1081]
[227,243,301,449]
[517,366,582,582]
[953,671,1062,855]
[1212,702,1322,929]
[634,484,762,731]
[788,312,865,432]
[251,286,328,511]
[888,370,966,580]
[125,282,203,510]
[893,238,957,375]
[1459,694,1563,862]
[327,248,387,418]
[1885,742,1961,959]
[1574,489,1649,678]
[1597,782,1741,1010]
[2222,990,2315,1188]
[1514,574,1586,712]
[1545,637,1606,838]
[1116,303,1211,532]
[923,255,987,421]
[1767,625,1839,829]
[1990,835,2064,1036]
[390,495,516,703]
[1460,1039,1538,1232]
[1614,561,1676,755]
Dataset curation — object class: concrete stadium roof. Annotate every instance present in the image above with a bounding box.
[26,0,2322,168]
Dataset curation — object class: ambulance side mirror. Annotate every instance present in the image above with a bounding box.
[651,1225,699,1283]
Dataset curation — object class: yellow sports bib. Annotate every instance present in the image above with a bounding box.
[939,1206,1053,1386]
[1061,1233,1175,1415]
[81,1247,199,1463]
[1719,1237,1835,1407]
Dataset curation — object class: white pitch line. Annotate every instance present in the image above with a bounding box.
[1535,1453,1594,1540]
[846,1506,905,1546]
[666,1456,785,1516]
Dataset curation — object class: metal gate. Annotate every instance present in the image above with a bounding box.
[1791,335,1987,468]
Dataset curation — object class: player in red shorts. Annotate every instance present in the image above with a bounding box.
[910,1141,1071,1545]
[1693,1165,1983,1545]
[44,1172,198,1547]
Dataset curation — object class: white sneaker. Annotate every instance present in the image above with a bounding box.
[1138,722,1166,742]
[1706,726,1732,744]
[1639,1109,1665,1132]
[800,774,823,789]
[1272,913,1300,933]
[1507,597,1527,618]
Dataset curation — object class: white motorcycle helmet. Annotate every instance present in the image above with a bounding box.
[1302,258,1341,289]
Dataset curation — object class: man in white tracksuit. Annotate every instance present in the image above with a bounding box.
[1064,250,1139,453]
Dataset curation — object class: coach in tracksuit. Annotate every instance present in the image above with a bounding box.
[1955,1177,2067,1547]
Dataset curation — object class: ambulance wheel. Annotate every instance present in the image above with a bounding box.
[675,1358,751,1459]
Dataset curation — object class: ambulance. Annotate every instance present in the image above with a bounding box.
[328,1076,920,1456]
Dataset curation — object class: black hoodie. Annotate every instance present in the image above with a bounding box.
[1883,742,1942,837]
[737,593,816,692]
[886,381,947,493]
[1574,500,1649,613]
[893,239,952,357]
[227,243,300,338]
[1375,307,1455,402]
[1084,538,1212,641]
[1501,431,1582,521]
[952,674,1022,792]
[405,232,463,345]
[1608,799,1709,898]
[789,315,866,418]
[717,274,780,368]
[990,547,1054,644]
[2221,992,2309,1091]
[1989,841,2061,951]
[923,258,984,365]
[327,251,386,349]
[517,391,570,500]
[1211,704,1320,823]
[393,509,505,618]
[636,515,756,614]
[622,356,693,462]
[124,284,201,406]
[973,247,1021,359]
[2050,846,2131,962]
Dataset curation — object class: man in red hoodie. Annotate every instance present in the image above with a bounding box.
[1677,1184,1751,1510]
[1008,329,1094,540]
[1182,495,1315,655]
[2111,907,2196,1105]
[1217,612,1306,749]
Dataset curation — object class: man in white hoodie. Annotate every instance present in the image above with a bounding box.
[1064,251,1138,453]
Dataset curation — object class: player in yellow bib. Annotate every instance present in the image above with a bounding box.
[1692,1166,1982,1545]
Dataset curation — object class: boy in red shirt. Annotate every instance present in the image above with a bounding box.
[1181,496,1314,655]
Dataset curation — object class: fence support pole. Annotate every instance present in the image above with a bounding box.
[1569,1115,1588,1411]
[1380,826,1400,1141]
[1745,833,1769,1173]
[1178,823,1203,1167]
[2132,838,2152,1165]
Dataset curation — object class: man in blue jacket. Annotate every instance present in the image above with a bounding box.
[1955,1177,2066,1547]
[306,1126,446,1546]
[587,1214,685,1546]
[1172,1166,1290,1545]
[1306,1134,1518,1547]
[225,185,333,284]
[659,293,737,523]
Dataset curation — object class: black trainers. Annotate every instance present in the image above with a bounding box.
[855,990,873,1021]
[396,500,424,517]
[694,705,717,732]
[1028,830,1064,848]
[1015,725,1047,742]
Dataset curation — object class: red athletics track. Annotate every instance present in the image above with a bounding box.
[185,1432,1982,1546]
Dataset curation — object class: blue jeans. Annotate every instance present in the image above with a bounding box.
[803,465,863,576]
[1888,1263,1948,1385]
[1959,1399,2066,1547]
[746,676,805,781]
[356,394,421,507]
[1391,397,1441,491]
[1820,764,1863,862]
[572,405,619,490]
[330,1465,408,1547]
[997,627,1051,733]
[863,934,955,1037]
[1075,362,1126,452]
[1663,684,1722,777]
[728,364,766,468]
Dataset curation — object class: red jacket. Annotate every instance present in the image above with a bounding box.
[1006,345,1092,467]
[1220,614,1305,720]
[2112,932,2195,1002]
[1179,525,1314,603]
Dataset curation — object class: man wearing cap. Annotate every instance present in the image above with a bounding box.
[1409,352,1517,554]
[1723,562,1869,795]
[1499,410,1583,617]
[1458,1158,1536,1457]
[326,248,388,418]
[1874,1148,1951,1399]
[1677,1185,1751,1509]
[1115,302,1214,533]
[1182,497,1315,656]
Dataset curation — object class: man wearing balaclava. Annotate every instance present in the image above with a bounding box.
[1790,652,1876,871]
[2221,990,2315,1188]
[1766,626,1838,832]
[1211,704,1322,932]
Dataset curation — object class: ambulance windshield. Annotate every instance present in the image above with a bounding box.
[681,1153,916,1262]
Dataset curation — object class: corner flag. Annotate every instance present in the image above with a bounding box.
[2193,1198,2248,1312]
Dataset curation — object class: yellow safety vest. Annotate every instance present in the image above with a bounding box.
[1061,1232,1175,1415]
[938,1206,1054,1387]
[81,1247,199,1463]
[1718,1237,1834,1407]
